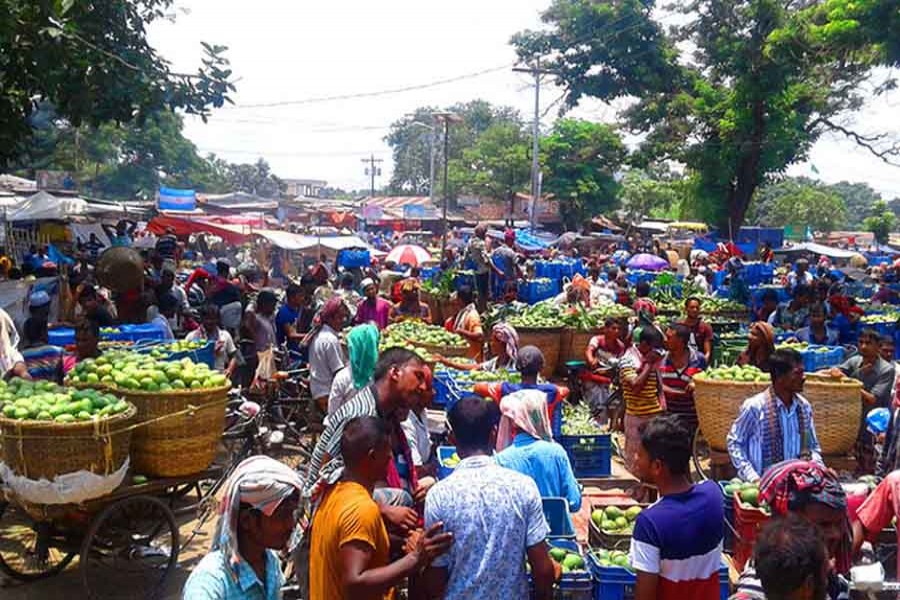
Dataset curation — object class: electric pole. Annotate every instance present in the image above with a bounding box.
[360,154,383,232]
[513,59,555,230]
[432,112,461,262]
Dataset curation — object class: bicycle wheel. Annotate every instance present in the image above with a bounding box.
[691,428,710,482]
[0,501,77,581]
[80,495,178,600]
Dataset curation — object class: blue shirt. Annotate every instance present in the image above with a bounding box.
[424,455,549,600]
[275,304,300,351]
[182,549,283,600]
[495,433,581,513]
[110,234,132,248]
[726,390,822,481]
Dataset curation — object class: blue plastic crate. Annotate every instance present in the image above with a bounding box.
[453,271,475,291]
[432,371,467,409]
[803,345,844,371]
[551,403,563,439]
[589,552,729,600]
[48,327,75,346]
[436,446,458,480]
[520,278,560,304]
[337,248,371,269]
[717,481,737,552]
[531,538,593,600]
[559,433,612,478]
[543,497,576,539]
[120,323,167,343]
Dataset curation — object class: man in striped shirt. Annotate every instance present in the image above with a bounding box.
[726,349,822,482]
[621,327,665,474]
[630,415,723,600]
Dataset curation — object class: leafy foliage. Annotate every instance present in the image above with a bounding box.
[864,200,897,244]
[540,119,625,230]
[619,168,695,222]
[0,0,234,167]
[512,0,898,234]
[751,179,846,232]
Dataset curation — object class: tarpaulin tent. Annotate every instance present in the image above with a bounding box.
[253,230,370,253]
[775,242,858,259]
[7,191,89,221]
[147,215,250,245]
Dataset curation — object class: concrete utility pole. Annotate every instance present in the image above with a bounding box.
[513,59,555,230]
[360,154,383,232]
[432,112,462,262]
[409,120,437,206]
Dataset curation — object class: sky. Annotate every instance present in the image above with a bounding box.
[149,0,900,198]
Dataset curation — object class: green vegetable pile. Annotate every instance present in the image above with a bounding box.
[380,326,435,362]
[591,505,642,535]
[146,339,208,359]
[67,350,229,391]
[0,378,129,423]
[655,294,746,315]
[421,269,456,298]
[776,341,835,353]
[383,320,467,348]
[548,547,586,574]
[508,303,564,329]
[451,369,521,384]
[591,548,632,569]
[559,303,634,330]
[561,402,604,435]
[862,311,900,324]
[695,364,769,382]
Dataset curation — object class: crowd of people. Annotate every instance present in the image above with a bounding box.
[9,219,900,599]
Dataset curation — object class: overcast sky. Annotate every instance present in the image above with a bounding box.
[149,0,900,198]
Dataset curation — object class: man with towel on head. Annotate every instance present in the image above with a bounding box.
[183,455,304,599]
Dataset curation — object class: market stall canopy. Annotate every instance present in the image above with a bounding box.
[385,243,433,267]
[147,215,250,245]
[626,252,669,271]
[775,242,858,259]
[253,229,370,253]
[7,191,89,221]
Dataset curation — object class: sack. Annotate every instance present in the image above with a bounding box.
[252,347,277,390]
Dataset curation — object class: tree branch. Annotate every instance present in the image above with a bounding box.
[818,118,900,166]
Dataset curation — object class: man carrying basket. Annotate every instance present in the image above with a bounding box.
[727,349,823,482]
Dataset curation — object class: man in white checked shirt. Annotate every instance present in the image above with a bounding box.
[726,348,823,482]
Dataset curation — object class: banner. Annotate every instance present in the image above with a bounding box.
[158,187,196,211]
[403,204,437,219]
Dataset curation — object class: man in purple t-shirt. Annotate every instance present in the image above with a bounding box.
[354,278,391,330]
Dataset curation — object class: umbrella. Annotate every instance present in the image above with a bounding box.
[385,244,432,267]
[626,253,670,271]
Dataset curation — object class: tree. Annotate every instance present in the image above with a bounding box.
[540,119,626,230]
[512,0,899,234]
[750,180,847,232]
[619,169,692,223]
[0,0,234,166]
[864,200,897,244]
[449,122,531,222]
[226,159,285,198]
[827,181,882,228]
[385,100,523,196]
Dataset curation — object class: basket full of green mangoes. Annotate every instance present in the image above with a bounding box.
[589,504,645,549]
[0,378,136,484]
[384,320,470,358]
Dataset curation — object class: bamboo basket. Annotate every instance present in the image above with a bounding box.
[115,385,229,477]
[558,327,602,371]
[0,404,137,481]
[694,377,770,452]
[420,290,446,326]
[693,375,863,454]
[516,326,563,378]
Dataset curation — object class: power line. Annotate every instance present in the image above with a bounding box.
[197,147,379,157]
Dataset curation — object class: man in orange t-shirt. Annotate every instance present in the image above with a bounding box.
[309,416,452,600]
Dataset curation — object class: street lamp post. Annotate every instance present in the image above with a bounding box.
[409,121,437,207]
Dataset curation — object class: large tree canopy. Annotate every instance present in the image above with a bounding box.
[747,178,847,232]
[540,119,625,230]
[0,0,234,166]
[512,0,899,234]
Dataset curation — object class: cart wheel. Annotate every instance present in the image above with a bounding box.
[691,428,711,482]
[0,501,77,580]
[80,495,179,600]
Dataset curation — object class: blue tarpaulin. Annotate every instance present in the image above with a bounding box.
[158,187,196,211]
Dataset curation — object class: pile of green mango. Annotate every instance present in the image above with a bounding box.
[442,450,460,468]
[591,505,642,535]
[548,547,586,573]
[147,339,207,359]
[592,548,632,569]
[384,321,467,348]
[508,303,564,329]
[695,364,769,383]
[67,350,229,392]
[725,479,771,513]
[451,369,521,384]
[0,378,129,423]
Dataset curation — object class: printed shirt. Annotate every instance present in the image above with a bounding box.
[630,480,724,600]
[494,433,581,512]
[354,297,392,330]
[726,390,822,481]
[309,481,393,600]
[620,348,663,417]
[424,455,549,600]
[465,237,491,274]
[659,350,706,425]
[181,549,283,600]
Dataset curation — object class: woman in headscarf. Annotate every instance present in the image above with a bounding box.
[388,278,431,324]
[182,455,303,598]
[327,323,380,415]
[435,322,519,372]
[737,321,776,372]
[494,389,581,529]
[734,459,851,600]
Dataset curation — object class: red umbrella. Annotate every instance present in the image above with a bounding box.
[385,244,432,266]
